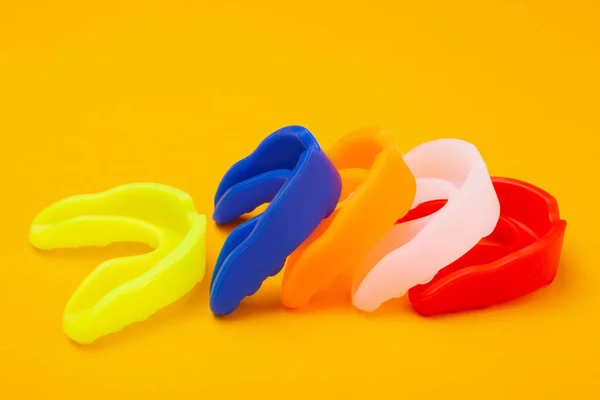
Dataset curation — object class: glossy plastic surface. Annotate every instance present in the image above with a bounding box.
[352,139,500,311]
[210,126,341,316]
[282,127,416,308]
[29,183,206,344]
[408,177,567,316]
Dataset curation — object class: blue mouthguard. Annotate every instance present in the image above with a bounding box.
[210,126,341,315]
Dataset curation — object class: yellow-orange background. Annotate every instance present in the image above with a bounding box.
[1,0,599,398]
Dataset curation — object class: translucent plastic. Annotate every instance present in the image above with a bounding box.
[29,183,206,344]
[352,139,500,311]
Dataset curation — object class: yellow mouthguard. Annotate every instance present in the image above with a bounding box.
[30,183,206,344]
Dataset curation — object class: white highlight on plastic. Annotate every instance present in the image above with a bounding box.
[352,139,500,312]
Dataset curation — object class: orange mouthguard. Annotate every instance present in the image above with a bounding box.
[281,127,416,308]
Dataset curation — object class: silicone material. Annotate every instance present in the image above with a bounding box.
[282,127,416,308]
[408,177,567,316]
[210,126,341,316]
[353,139,500,312]
[30,183,206,344]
